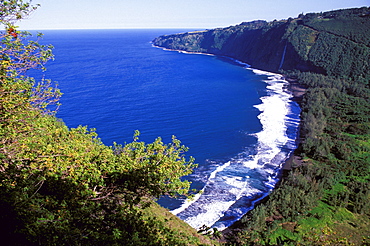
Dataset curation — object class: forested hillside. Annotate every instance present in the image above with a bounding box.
[153,7,370,78]
[154,7,370,245]
[0,1,217,245]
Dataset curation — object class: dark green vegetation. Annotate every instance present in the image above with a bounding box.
[2,1,369,245]
[1,1,218,245]
[153,7,370,78]
[154,7,370,245]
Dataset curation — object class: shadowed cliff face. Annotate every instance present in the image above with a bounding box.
[153,7,370,76]
[152,20,322,73]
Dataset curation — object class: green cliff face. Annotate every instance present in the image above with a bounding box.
[153,7,370,78]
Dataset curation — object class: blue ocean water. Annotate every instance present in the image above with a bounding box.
[35,29,300,230]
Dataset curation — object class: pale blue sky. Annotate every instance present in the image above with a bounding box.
[18,0,370,30]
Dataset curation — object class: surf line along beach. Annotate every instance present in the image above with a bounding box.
[153,43,301,231]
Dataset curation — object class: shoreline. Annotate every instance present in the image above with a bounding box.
[153,43,305,230]
[285,76,307,103]
[224,75,306,234]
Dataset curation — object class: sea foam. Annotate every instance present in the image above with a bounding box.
[171,67,301,231]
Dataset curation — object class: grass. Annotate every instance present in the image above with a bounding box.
[143,202,220,246]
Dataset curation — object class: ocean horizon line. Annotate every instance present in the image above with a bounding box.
[20,27,207,31]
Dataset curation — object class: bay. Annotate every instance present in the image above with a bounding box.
[35,29,300,230]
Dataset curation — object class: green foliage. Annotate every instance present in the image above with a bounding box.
[154,7,370,78]
[307,31,370,78]
[153,20,289,72]
[302,7,370,46]
[112,132,196,201]
[0,0,40,24]
[201,8,370,246]
[0,2,209,245]
[3,3,370,245]
[288,25,318,60]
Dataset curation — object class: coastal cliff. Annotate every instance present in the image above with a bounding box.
[153,7,370,78]
[154,7,370,245]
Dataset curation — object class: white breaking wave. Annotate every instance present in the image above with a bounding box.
[251,71,291,169]
[171,161,232,215]
[153,43,301,231]
[169,67,301,231]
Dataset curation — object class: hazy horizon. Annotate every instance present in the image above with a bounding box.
[18,0,369,30]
